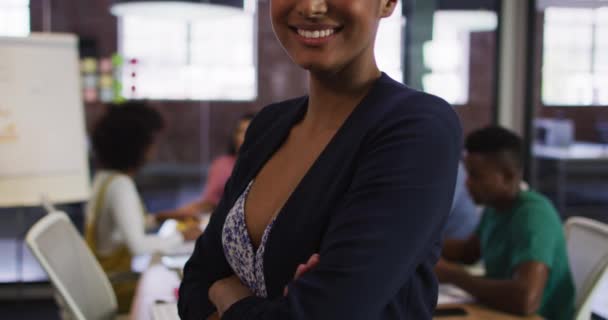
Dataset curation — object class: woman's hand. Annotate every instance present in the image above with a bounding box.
[180,224,202,241]
[284,254,320,296]
[209,275,253,317]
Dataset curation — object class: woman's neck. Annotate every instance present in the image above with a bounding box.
[303,59,381,132]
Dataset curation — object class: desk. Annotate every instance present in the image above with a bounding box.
[435,304,543,320]
[130,254,181,320]
[436,284,542,320]
[130,217,207,320]
[146,298,543,320]
[147,301,542,320]
[532,142,608,214]
[141,281,542,320]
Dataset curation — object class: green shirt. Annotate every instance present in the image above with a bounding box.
[477,190,575,320]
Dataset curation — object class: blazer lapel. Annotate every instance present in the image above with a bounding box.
[230,98,308,205]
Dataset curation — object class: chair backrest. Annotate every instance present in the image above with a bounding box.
[25,211,118,320]
[565,217,608,319]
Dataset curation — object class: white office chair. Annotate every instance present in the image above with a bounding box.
[565,216,608,320]
[25,211,122,320]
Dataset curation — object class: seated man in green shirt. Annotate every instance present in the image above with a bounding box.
[435,126,575,320]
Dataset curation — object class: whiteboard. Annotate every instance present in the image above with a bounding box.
[0,33,90,206]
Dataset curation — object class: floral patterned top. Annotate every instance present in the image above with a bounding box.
[222,181,276,298]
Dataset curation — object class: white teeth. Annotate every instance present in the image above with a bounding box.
[297,28,335,39]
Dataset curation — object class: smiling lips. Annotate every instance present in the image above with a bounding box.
[290,25,341,45]
[297,28,335,39]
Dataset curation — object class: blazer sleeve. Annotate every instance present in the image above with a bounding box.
[178,102,283,319]
[221,97,462,320]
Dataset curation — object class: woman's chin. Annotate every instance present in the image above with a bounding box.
[296,60,339,75]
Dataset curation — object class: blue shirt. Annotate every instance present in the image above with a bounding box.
[443,163,479,239]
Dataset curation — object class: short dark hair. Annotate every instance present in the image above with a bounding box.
[465,126,523,171]
[92,102,164,171]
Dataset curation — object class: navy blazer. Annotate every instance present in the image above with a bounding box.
[178,74,462,320]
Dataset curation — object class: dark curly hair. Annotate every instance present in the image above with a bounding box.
[92,102,164,172]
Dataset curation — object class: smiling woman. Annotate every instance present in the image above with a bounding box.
[178,0,462,319]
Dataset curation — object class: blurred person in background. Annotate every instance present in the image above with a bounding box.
[436,126,575,320]
[86,102,201,313]
[156,113,255,221]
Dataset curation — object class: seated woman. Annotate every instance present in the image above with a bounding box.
[85,103,201,313]
[156,113,255,220]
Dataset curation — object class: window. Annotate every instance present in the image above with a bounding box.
[0,0,30,37]
[422,10,498,105]
[542,7,608,106]
[118,2,257,101]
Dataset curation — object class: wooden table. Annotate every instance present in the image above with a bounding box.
[131,217,210,320]
[435,304,543,320]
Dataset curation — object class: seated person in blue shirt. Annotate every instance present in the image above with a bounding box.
[443,162,480,240]
[435,126,575,319]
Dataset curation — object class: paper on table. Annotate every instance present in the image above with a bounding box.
[157,213,211,238]
[131,265,180,320]
[161,255,191,270]
[169,241,195,256]
[437,284,475,305]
